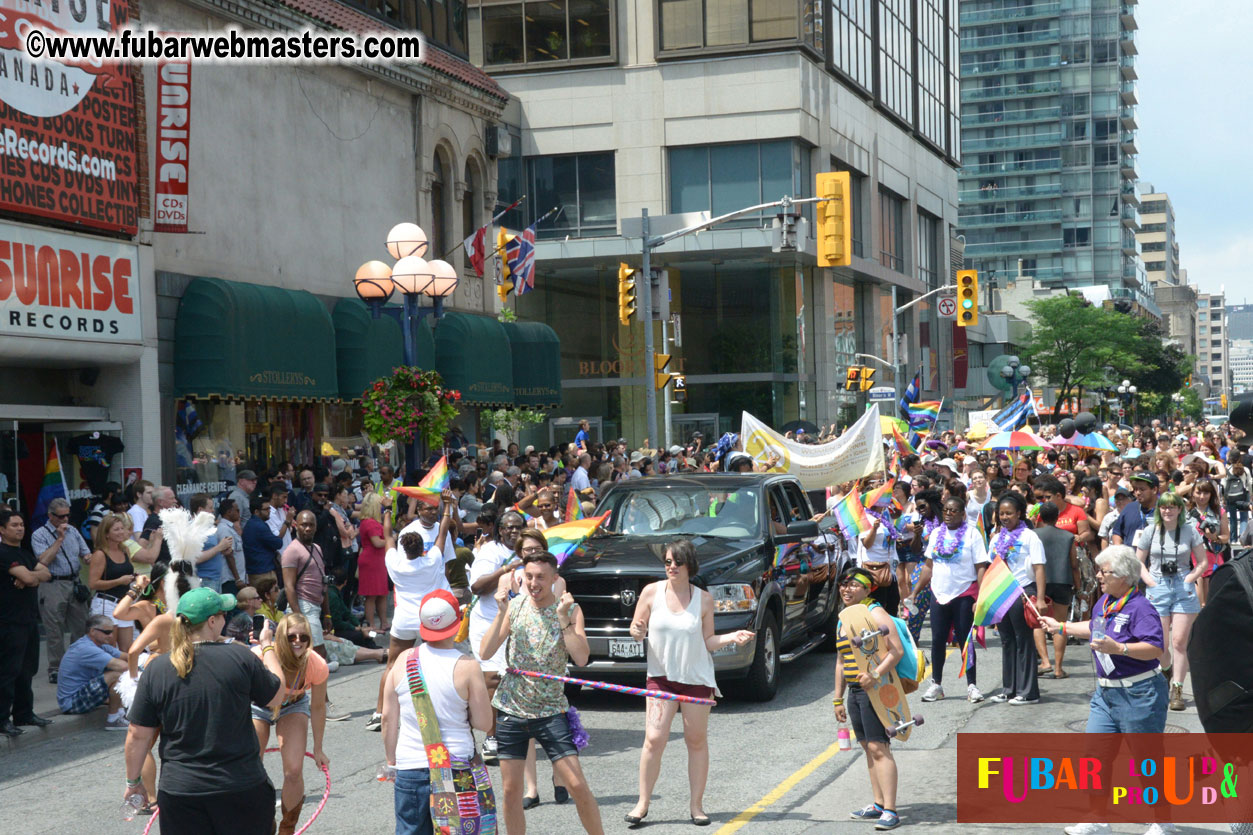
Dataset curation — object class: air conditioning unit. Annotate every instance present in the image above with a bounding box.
[486,125,512,158]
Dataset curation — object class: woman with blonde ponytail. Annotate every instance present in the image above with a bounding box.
[122,587,284,835]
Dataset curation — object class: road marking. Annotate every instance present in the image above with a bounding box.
[714,740,843,833]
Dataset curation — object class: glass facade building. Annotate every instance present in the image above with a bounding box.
[957,0,1143,294]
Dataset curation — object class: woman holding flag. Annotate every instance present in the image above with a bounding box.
[987,493,1047,705]
[856,475,905,617]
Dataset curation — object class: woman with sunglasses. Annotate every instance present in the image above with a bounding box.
[899,488,942,643]
[1135,491,1206,712]
[251,612,330,835]
[624,540,752,827]
[517,488,562,530]
[88,513,142,653]
[988,492,1047,705]
[1187,479,1228,607]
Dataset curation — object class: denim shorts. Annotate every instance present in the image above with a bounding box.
[1086,673,1168,733]
[393,769,433,835]
[495,711,578,762]
[250,691,310,725]
[1145,572,1201,616]
[847,685,889,745]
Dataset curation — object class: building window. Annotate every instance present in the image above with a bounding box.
[877,0,913,123]
[525,152,616,238]
[878,187,905,273]
[659,0,808,51]
[347,0,469,55]
[462,161,478,268]
[917,211,939,289]
[431,152,448,257]
[474,0,613,68]
[669,140,810,226]
[830,0,872,91]
[916,0,946,153]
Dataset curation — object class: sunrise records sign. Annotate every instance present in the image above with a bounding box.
[0,0,140,235]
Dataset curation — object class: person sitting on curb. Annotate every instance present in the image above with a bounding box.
[57,614,130,730]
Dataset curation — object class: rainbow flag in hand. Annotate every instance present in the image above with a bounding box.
[972,558,1023,627]
[566,487,584,522]
[394,456,450,506]
[545,514,609,565]
[907,401,941,427]
[890,423,916,456]
[829,491,872,541]
[861,477,896,510]
[958,624,977,678]
[32,440,68,529]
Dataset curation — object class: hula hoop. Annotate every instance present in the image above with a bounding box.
[140,749,330,835]
[506,668,717,706]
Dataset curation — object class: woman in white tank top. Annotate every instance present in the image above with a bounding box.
[624,541,755,826]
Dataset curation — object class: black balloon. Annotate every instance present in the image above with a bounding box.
[1230,397,1253,436]
[1058,418,1076,438]
[1074,412,1097,434]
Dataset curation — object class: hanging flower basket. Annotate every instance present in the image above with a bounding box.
[362,366,461,449]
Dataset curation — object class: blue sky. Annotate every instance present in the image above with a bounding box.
[1135,1,1252,303]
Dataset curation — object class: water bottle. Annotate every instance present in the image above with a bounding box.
[837,721,852,751]
[902,597,917,618]
[120,794,145,821]
[376,763,397,783]
[1091,620,1106,644]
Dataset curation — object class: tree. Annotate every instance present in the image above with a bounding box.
[1021,295,1144,410]
[1111,318,1193,396]
[483,408,548,447]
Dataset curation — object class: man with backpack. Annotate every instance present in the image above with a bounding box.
[281,510,332,663]
[1222,456,1250,543]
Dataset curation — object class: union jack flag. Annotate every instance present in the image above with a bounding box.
[506,225,537,295]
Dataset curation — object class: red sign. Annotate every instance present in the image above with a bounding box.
[952,322,968,389]
[0,0,140,235]
[154,56,190,233]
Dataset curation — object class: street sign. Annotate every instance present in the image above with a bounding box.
[621,211,710,239]
[868,386,895,402]
[937,296,957,319]
[1118,408,1126,417]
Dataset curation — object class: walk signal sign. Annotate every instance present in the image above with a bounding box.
[845,366,860,391]
[673,375,687,403]
[956,270,979,327]
[618,263,637,326]
[815,172,852,267]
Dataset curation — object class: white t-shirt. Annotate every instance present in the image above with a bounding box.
[268,505,292,550]
[966,495,989,526]
[386,541,454,633]
[128,504,149,536]
[925,524,989,604]
[468,541,516,626]
[988,526,1047,588]
[398,518,456,558]
[856,525,899,572]
[1098,508,1121,542]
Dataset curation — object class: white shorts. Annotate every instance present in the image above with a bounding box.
[295,599,325,646]
[390,625,420,642]
[468,616,506,673]
[90,595,133,629]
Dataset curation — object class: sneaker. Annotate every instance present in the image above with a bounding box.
[1142,825,1180,835]
[1008,696,1040,706]
[990,691,1010,703]
[875,811,901,831]
[481,735,499,764]
[1063,824,1112,835]
[365,712,382,732]
[921,682,945,702]
[849,803,884,821]
[47,671,57,685]
[327,660,340,674]
[1168,683,1185,711]
[967,683,985,703]
[105,715,129,731]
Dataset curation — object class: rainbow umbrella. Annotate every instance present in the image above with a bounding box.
[977,430,1052,452]
[1053,431,1119,452]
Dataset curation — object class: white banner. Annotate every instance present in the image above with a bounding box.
[968,409,1000,433]
[741,406,885,490]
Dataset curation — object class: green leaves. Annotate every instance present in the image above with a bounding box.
[1021,294,1145,408]
[361,367,461,448]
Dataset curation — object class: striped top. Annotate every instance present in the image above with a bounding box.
[835,599,879,682]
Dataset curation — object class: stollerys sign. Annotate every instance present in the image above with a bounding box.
[0,0,140,235]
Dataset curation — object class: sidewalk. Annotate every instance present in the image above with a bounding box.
[0,636,106,756]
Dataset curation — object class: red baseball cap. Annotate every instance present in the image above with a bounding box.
[418,590,462,642]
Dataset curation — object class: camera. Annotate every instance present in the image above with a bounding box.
[324,574,336,585]
[1160,560,1180,576]
[1200,519,1220,536]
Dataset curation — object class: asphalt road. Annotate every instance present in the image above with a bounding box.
[0,634,1233,835]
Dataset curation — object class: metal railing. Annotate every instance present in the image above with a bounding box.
[960,1,1062,25]
[964,81,1062,101]
[959,209,1063,226]
[964,106,1060,126]
[961,29,1060,49]
[962,55,1061,76]
[960,158,1062,175]
[962,132,1062,152]
[964,238,1063,254]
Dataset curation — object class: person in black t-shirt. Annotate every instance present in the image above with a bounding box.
[65,432,124,494]
[0,508,54,736]
[124,587,283,835]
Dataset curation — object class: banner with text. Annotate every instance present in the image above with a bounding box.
[0,0,140,234]
[154,56,190,232]
[742,406,885,490]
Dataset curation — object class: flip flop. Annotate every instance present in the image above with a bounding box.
[1037,665,1053,675]
[1053,670,1069,679]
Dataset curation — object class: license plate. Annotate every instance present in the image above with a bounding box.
[608,639,644,659]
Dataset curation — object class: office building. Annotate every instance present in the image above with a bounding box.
[1228,303,1253,342]
[1197,291,1229,401]
[1230,340,1253,398]
[1136,186,1180,286]
[1153,269,1197,357]
[956,0,1153,316]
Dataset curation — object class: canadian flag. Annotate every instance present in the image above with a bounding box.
[464,226,488,277]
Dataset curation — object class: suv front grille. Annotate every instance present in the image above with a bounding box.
[565,576,648,627]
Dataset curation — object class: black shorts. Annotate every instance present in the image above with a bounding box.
[495,711,579,763]
[1045,582,1073,607]
[847,685,889,745]
[156,781,276,835]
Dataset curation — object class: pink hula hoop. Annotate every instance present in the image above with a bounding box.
[506,668,717,706]
[140,748,330,835]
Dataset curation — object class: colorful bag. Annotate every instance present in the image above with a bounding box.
[405,651,497,835]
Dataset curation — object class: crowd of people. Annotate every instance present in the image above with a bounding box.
[1,412,1249,834]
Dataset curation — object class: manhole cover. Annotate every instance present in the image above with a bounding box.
[1065,720,1188,733]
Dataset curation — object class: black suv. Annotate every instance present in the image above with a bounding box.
[559,473,839,701]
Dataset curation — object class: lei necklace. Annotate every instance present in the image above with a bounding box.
[932,521,968,562]
[869,509,904,541]
[991,522,1028,563]
[922,516,943,541]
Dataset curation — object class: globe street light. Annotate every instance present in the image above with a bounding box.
[1117,379,1138,423]
[999,355,1031,404]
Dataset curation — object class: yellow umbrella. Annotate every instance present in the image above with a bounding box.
[880,416,909,436]
[966,421,995,440]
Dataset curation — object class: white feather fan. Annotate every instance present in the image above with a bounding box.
[158,507,213,614]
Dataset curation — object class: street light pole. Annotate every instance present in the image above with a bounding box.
[641,209,656,447]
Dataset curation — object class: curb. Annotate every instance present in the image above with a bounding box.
[0,707,106,756]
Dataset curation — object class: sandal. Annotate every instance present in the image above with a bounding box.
[1036,665,1053,675]
[1053,669,1069,679]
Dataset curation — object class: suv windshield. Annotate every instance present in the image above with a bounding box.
[602,485,761,539]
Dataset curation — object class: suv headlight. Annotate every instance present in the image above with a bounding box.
[710,583,757,613]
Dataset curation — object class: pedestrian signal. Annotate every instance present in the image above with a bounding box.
[845,366,861,391]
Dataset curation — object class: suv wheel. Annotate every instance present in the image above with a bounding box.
[740,614,780,702]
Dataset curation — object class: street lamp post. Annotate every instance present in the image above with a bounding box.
[353,223,459,479]
[1171,392,1183,422]
[1117,379,1137,425]
[999,355,1031,405]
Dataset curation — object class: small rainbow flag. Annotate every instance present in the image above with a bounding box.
[861,477,896,510]
[958,624,977,678]
[545,514,609,565]
[972,558,1023,627]
[511,504,535,522]
[566,487,584,522]
[890,423,916,456]
[32,440,68,529]
[907,400,941,426]
[974,509,988,545]
[394,456,451,506]
[829,491,872,541]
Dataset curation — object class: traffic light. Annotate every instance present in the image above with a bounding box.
[815,172,852,267]
[654,353,672,391]
[617,262,637,326]
[859,366,876,392]
[673,375,687,403]
[1222,393,1228,410]
[956,269,979,327]
[845,365,861,391]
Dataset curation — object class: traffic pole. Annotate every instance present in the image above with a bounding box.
[641,209,657,447]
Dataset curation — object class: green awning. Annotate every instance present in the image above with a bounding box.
[174,277,338,401]
[331,300,413,401]
[501,321,562,408]
[434,312,514,407]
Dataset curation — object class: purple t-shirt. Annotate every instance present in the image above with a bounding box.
[1088,592,1162,680]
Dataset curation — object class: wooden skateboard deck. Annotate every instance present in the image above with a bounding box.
[840,603,921,742]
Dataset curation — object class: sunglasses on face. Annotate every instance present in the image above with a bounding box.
[501,523,525,531]
[519,544,544,554]
[289,633,311,644]
[663,558,686,567]
[93,627,114,635]
[50,512,70,520]
[535,503,554,510]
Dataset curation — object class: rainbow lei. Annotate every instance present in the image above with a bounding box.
[990,522,1027,564]
[932,522,968,563]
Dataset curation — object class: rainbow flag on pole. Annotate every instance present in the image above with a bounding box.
[890,423,916,457]
[972,558,1024,627]
[565,487,584,522]
[958,624,977,677]
[32,440,68,529]
[861,477,896,510]
[906,400,942,427]
[545,514,609,564]
[394,456,451,506]
[829,490,872,541]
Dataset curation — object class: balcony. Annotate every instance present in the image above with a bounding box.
[1121,81,1138,104]
[962,132,1061,152]
[964,80,1062,101]
[1120,56,1137,80]
[958,183,1063,203]
[964,238,1063,255]
[1120,106,1138,129]
[1110,287,1160,319]
[1121,236,1139,255]
[1120,131,1137,153]
[959,209,1063,227]
[960,157,1062,176]
[961,1,1062,26]
[1120,182,1140,205]
[964,105,1062,126]
[961,29,1060,50]
[962,54,1062,77]
[1120,205,1138,227]
[1120,29,1137,55]
[1121,154,1137,177]
[1121,4,1138,29]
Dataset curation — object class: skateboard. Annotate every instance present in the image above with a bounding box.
[840,603,924,742]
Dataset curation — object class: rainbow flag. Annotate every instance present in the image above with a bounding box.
[890,423,916,456]
[566,487,584,522]
[974,509,988,545]
[394,456,451,506]
[861,477,896,510]
[972,558,1023,627]
[958,625,977,678]
[31,440,68,529]
[545,514,609,565]
[829,491,872,541]
[907,400,941,427]
[511,504,535,522]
